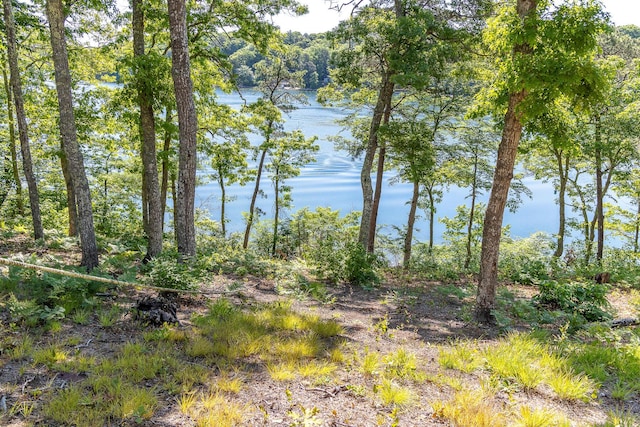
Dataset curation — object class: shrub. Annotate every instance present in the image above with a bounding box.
[533,280,612,322]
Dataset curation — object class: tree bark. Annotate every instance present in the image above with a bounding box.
[168,0,197,257]
[553,149,569,258]
[4,0,44,240]
[476,90,527,323]
[1,65,23,216]
[359,73,394,250]
[403,181,419,268]
[476,0,536,324]
[59,147,78,236]
[133,0,163,260]
[243,147,268,249]
[160,108,173,232]
[465,153,479,270]
[46,0,99,270]
[594,114,604,263]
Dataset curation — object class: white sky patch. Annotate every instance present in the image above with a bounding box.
[273,0,640,34]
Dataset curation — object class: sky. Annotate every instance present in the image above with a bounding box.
[272,0,640,34]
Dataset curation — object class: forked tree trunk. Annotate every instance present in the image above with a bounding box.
[133,0,163,260]
[168,0,197,257]
[359,74,394,251]
[46,0,99,270]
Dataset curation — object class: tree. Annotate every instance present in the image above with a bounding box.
[168,0,198,257]
[46,0,99,270]
[474,0,608,323]
[1,65,23,216]
[132,0,163,260]
[242,51,307,249]
[3,0,43,240]
[326,0,488,253]
[266,130,318,257]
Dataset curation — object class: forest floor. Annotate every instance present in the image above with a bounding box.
[0,236,639,426]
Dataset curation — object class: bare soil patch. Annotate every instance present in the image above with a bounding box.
[0,245,638,426]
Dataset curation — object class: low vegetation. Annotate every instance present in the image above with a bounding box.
[1,227,640,426]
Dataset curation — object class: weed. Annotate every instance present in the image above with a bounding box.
[438,341,482,373]
[288,404,322,427]
[512,406,571,427]
[432,387,507,427]
[547,371,596,402]
[383,348,420,380]
[377,379,413,407]
[360,350,381,376]
[9,335,34,360]
[178,392,198,414]
[98,306,121,327]
[71,308,91,325]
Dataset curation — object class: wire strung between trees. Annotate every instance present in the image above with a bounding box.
[0,257,214,295]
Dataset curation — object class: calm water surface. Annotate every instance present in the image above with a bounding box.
[196,90,560,244]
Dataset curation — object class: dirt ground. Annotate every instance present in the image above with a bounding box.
[0,238,639,426]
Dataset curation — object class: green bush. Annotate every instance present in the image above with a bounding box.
[143,252,201,291]
[533,280,612,322]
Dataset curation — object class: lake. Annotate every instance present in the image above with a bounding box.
[195,89,562,245]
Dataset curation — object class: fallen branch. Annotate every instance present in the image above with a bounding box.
[0,257,237,296]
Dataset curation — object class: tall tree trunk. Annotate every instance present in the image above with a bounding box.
[634,199,640,253]
[46,0,99,270]
[426,186,435,250]
[367,94,393,254]
[1,65,23,215]
[272,169,280,257]
[465,154,479,270]
[218,173,226,237]
[476,90,527,323]
[476,0,536,324]
[160,108,173,232]
[359,74,394,250]
[4,0,44,240]
[553,150,568,258]
[594,115,604,263]
[59,148,77,236]
[243,147,268,249]
[403,180,419,268]
[168,0,197,257]
[133,0,163,260]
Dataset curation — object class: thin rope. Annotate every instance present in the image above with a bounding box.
[0,257,212,295]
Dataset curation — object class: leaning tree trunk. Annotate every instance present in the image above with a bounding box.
[2,66,23,215]
[359,74,394,251]
[403,180,420,269]
[243,146,269,249]
[46,0,99,270]
[168,0,197,257]
[476,90,527,323]
[133,0,163,260]
[4,0,44,240]
[476,0,536,324]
